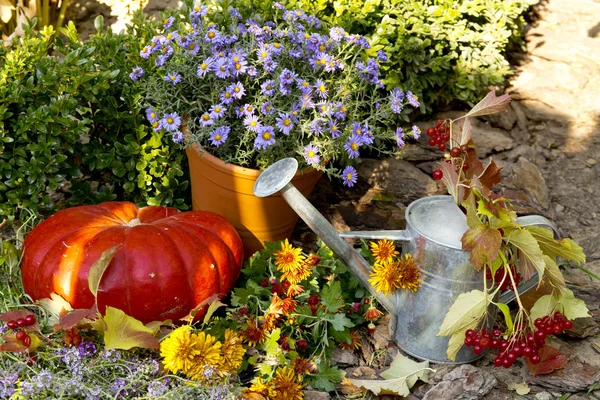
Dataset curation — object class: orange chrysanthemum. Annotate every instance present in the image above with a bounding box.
[286,283,305,297]
[280,297,298,316]
[368,261,402,296]
[274,239,305,273]
[269,367,304,400]
[263,312,281,332]
[241,319,266,346]
[397,254,421,292]
[281,261,312,285]
[339,330,362,350]
[292,357,316,376]
[370,239,398,265]
[364,306,383,321]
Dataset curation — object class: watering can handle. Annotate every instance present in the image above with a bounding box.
[338,230,412,241]
[498,215,559,304]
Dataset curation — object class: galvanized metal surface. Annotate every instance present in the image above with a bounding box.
[254,158,559,365]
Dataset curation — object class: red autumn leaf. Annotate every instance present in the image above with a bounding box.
[0,333,42,353]
[478,159,502,193]
[464,147,484,178]
[461,223,502,270]
[465,90,512,118]
[0,310,41,332]
[525,345,568,376]
[55,304,99,332]
[438,161,464,204]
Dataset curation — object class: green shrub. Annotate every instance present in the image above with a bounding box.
[211,0,537,112]
[0,15,189,219]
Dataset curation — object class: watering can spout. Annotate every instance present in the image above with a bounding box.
[254,158,396,313]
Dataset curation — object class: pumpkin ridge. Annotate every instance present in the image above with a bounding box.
[60,207,128,225]
[96,202,140,225]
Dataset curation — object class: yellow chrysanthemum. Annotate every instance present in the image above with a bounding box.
[160,325,200,375]
[281,261,312,285]
[219,328,246,373]
[269,367,304,400]
[339,330,362,350]
[370,239,399,265]
[274,239,305,273]
[187,332,223,381]
[245,377,272,397]
[368,261,401,296]
[397,254,421,292]
[286,283,305,297]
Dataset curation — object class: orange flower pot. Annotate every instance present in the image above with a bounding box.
[186,144,323,259]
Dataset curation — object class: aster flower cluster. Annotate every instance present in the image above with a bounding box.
[135,3,420,186]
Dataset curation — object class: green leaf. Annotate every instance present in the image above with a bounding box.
[525,226,585,264]
[506,228,546,282]
[494,303,514,336]
[103,307,159,350]
[348,353,434,396]
[530,289,590,321]
[88,246,120,298]
[542,255,566,294]
[321,281,344,313]
[330,313,354,332]
[310,366,345,392]
[461,223,502,270]
[263,328,281,356]
[437,290,488,337]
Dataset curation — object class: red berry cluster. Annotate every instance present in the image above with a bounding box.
[464,312,572,368]
[485,266,521,291]
[426,120,451,151]
[5,314,36,347]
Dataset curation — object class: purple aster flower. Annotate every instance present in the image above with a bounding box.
[290,104,301,122]
[351,121,364,136]
[129,67,144,81]
[190,5,208,23]
[146,108,158,123]
[205,28,221,43]
[254,126,276,150]
[300,93,314,109]
[247,66,259,77]
[289,47,304,58]
[151,121,161,132]
[296,79,312,94]
[303,144,320,165]
[210,104,226,119]
[230,58,248,76]
[261,80,276,96]
[324,58,337,73]
[358,123,375,145]
[140,46,151,59]
[164,72,182,85]
[159,44,174,58]
[279,69,296,85]
[279,81,292,95]
[395,127,405,148]
[183,41,200,55]
[199,112,214,127]
[407,91,420,108]
[412,125,421,139]
[334,102,347,120]
[177,35,190,47]
[316,102,331,116]
[244,115,262,132]
[172,130,184,143]
[242,104,256,116]
[377,50,389,62]
[344,135,361,159]
[155,54,168,67]
[309,119,325,136]
[342,166,358,187]
[261,102,274,115]
[329,120,341,138]
[269,42,284,56]
[209,126,230,147]
[307,15,321,28]
[160,113,181,131]
[197,57,214,77]
[314,79,327,99]
[213,58,231,79]
[276,113,294,135]
[163,16,175,29]
[235,105,246,118]
[390,88,404,114]
[220,89,235,105]
[274,2,286,10]
[329,27,345,42]
[256,47,271,62]
[263,59,278,73]
[162,32,179,43]
[229,82,245,99]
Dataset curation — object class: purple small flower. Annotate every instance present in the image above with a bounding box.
[344,135,361,159]
[247,66,259,77]
[261,102,274,115]
[395,127,405,148]
[314,79,327,99]
[172,130,184,143]
[163,16,175,29]
[210,104,226,119]
[129,67,144,81]
[309,119,325,136]
[261,80,276,96]
[300,93,314,109]
[244,115,262,132]
[296,79,312,94]
[329,120,341,138]
[334,102,347,120]
[205,28,221,43]
[78,341,97,358]
[209,126,230,147]
[155,54,168,67]
[213,58,231,79]
[279,68,296,85]
[160,113,181,131]
[276,113,294,135]
[164,72,182,85]
[256,47,271,62]
[303,144,320,165]
[279,81,292,95]
[407,91,420,108]
[199,112,214,127]
[342,166,358,187]
[183,41,200,55]
[146,108,158,123]
[412,125,421,139]
[254,126,276,150]
[147,380,169,398]
[229,82,245,99]
[197,58,214,78]
[242,104,256,116]
[220,89,235,105]
[159,45,174,58]
[390,88,404,114]
[230,8,242,20]
[316,102,330,116]
[329,26,345,42]
[140,46,151,59]
[377,50,389,62]
[162,32,179,43]
[263,59,278,73]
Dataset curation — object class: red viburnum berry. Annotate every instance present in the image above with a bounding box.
[432,170,443,181]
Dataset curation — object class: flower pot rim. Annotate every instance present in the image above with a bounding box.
[187,143,321,179]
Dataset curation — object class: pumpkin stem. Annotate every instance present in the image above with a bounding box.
[125,218,142,226]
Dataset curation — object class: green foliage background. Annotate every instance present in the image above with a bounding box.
[211,0,538,113]
[0,15,189,219]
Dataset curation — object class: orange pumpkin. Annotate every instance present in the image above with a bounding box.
[21,202,243,322]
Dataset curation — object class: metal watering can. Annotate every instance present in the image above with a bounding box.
[254,158,557,364]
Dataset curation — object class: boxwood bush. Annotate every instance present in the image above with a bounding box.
[0,14,189,219]
[213,0,538,112]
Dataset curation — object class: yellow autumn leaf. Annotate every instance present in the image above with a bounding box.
[103,307,159,350]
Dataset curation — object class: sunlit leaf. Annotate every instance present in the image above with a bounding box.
[437,290,489,337]
[525,226,586,264]
[347,353,434,396]
[103,307,159,350]
[38,293,73,327]
[530,289,589,322]
[524,345,567,376]
[508,382,530,395]
[88,246,120,297]
[179,293,222,323]
[495,303,514,336]
[438,161,463,204]
[542,256,566,294]
[464,90,511,118]
[461,223,502,270]
[507,229,545,282]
